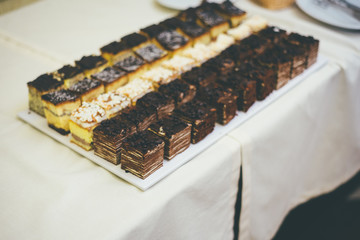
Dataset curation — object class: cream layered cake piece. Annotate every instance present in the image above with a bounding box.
[148,115,191,160]
[93,92,131,118]
[209,33,235,54]
[140,66,178,89]
[93,115,136,165]
[161,55,196,75]
[179,43,217,65]
[243,15,268,32]
[116,78,154,104]
[41,89,81,135]
[113,54,147,82]
[54,64,84,89]
[121,131,165,179]
[91,67,128,93]
[69,78,104,102]
[75,55,109,78]
[27,73,63,117]
[69,102,107,150]
[227,24,252,41]
[100,40,131,64]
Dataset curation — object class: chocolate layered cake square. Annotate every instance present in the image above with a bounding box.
[134,43,168,68]
[54,64,84,89]
[281,39,307,78]
[202,55,235,76]
[121,131,165,179]
[221,44,253,63]
[121,105,157,132]
[213,0,247,27]
[136,91,175,120]
[181,66,216,87]
[217,72,257,112]
[93,115,136,165]
[240,34,270,55]
[174,100,216,143]
[158,79,196,107]
[120,32,148,50]
[91,67,128,92]
[69,78,104,102]
[100,41,131,63]
[195,6,230,38]
[113,54,147,81]
[197,83,238,125]
[155,29,191,55]
[27,73,63,117]
[69,102,107,150]
[41,89,81,135]
[257,26,287,44]
[287,33,319,67]
[148,115,191,160]
[75,55,109,77]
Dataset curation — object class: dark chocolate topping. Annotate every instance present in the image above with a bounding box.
[121,33,148,48]
[135,44,166,63]
[123,131,164,155]
[113,55,145,72]
[158,79,194,102]
[156,30,189,51]
[100,41,129,54]
[196,8,226,27]
[69,78,102,94]
[27,73,62,92]
[91,67,126,83]
[258,26,286,40]
[57,65,83,79]
[288,33,319,45]
[181,67,215,86]
[41,89,78,105]
[160,17,183,30]
[150,115,189,137]
[180,21,207,38]
[137,91,174,109]
[177,7,198,22]
[215,0,246,15]
[75,55,107,70]
[141,24,167,38]
[122,106,156,126]
[176,99,213,119]
[94,116,134,138]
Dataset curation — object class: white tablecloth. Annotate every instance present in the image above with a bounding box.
[0,0,359,240]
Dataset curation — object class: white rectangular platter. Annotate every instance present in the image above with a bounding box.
[18,55,327,191]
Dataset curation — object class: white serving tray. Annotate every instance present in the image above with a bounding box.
[18,55,327,191]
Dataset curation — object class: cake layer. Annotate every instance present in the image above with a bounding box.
[69,78,104,102]
[54,64,84,89]
[136,91,175,120]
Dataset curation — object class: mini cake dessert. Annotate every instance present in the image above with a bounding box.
[177,7,198,23]
[174,99,217,144]
[140,66,178,89]
[181,66,216,87]
[195,6,230,38]
[281,39,307,78]
[217,72,257,112]
[93,92,131,118]
[27,73,63,117]
[75,55,109,77]
[221,43,254,63]
[134,43,168,68]
[202,55,235,76]
[69,78,104,102]
[287,32,319,67]
[140,24,167,39]
[240,34,269,55]
[93,115,136,165]
[227,24,252,41]
[243,15,268,32]
[120,32,148,50]
[158,79,197,107]
[91,67,128,92]
[197,83,238,125]
[100,41,131,63]
[41,89,81,135]
[121,105,157,132]
[54,64,84,89]
[121,131,165,179]
[69,102,107,150]
[148,115,191,160]
[213,0,247,27]
[208,33,235,53]
[136,91,175,120]
[177,20,212,45]
[113,54,147,81]
[116,78,154,104]
[179,43,217,64]
[155,29,191,55]
[161,55,196,75]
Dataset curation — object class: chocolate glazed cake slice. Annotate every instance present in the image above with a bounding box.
[174,99,216,144]
[121,131,165,179]
[158,79,196,107]
[93,115,136,165]
[121,105,157,132]
[136,91,175,120]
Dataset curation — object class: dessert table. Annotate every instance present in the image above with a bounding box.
[0,0,359,240]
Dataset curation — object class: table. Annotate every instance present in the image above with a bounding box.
[0,1,359,239]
